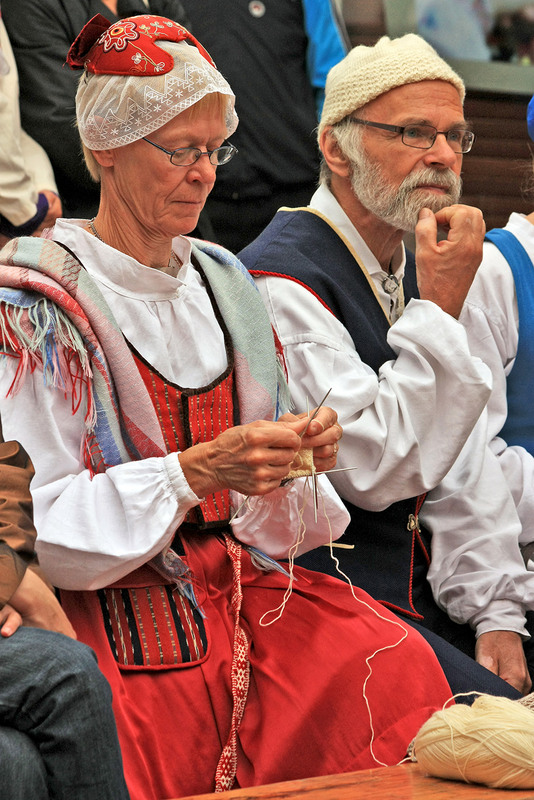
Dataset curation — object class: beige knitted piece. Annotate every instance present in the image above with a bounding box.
[318,34,465,141]
[286,448,315,480]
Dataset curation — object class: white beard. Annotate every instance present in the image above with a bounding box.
[350,153,462,233]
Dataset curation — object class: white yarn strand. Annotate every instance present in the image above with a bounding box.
[258,478,412,768]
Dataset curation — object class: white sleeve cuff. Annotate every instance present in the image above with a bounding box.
[472,600,530,640]
[163,452,201,510]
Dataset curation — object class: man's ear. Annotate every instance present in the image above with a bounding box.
[319,127,352,178]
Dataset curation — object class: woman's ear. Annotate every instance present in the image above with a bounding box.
[92,148,115,168]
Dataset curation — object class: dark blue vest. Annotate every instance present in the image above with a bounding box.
[485,228,534,455]
[240,208,431,619]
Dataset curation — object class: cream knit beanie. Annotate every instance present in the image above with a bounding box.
[318,34,465,142]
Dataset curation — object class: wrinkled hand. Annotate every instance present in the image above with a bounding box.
[415,204,486,318]
[5,569,76,639]
[475,630,531,695]
[179,407,342,498]
[33,190,62,236]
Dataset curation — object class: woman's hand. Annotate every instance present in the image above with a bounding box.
[179,407,343,498]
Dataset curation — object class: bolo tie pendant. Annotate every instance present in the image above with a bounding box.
[381,273,400,294]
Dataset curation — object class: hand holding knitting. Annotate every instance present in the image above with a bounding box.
[179,407,341,498]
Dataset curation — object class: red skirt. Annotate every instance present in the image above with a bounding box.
[60,533,451,800]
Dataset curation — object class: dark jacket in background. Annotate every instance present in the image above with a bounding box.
[180,0,349,250]
[2,0,189,219]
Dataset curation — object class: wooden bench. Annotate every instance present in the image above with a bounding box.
[174,762,534,799]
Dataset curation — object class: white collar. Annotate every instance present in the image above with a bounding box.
[52,218,195,301]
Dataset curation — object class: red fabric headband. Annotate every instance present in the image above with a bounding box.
[66,13,215,76]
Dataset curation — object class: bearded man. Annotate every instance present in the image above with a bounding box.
[240,34,534,696]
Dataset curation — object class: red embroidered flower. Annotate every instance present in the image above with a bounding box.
[101,21,139,53]
[66,13,216,75]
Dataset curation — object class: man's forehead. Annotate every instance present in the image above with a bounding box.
[363,80,464,120]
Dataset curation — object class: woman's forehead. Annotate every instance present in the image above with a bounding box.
[151,101,228,142]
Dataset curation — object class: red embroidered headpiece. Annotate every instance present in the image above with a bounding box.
[66,13,215,76]
[71,13,237,150]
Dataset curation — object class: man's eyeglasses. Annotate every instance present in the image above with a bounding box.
[349,118,475,154]
[142,137,238,166]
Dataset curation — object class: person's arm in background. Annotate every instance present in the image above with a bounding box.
[1,0,101,219]
[302,0,350,116]
[422,418,533,695]
[0,432,75,639]
[0,15,61,243]
[460,232,534,553]
[1,0,190,221]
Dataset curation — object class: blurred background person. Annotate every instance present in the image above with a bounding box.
[179,0,350,251]
[415,0,493,60]
[491,3,534,63]
[1,0,189,221]
[0,11,61,246]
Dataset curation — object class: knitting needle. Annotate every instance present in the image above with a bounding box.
[303,396,319,523]
[315,466,358,475]
[303,388,331,522]
[285,389,332,521]
[299,388,332,439]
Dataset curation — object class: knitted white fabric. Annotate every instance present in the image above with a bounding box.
[318,34,465,141]
[76,40,238,150]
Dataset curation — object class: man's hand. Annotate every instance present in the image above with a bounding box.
[475,630,531,695]
[6,569,76,639]
[415,204,486,318]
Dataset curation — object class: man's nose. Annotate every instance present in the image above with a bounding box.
[423,133,460,168]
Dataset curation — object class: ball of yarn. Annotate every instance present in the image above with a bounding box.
[413,694,534,789]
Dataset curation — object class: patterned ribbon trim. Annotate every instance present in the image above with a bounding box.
[214,535,251,792]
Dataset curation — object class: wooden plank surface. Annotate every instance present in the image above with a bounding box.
[175,763,534,800]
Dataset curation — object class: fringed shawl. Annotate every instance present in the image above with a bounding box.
[0,234,290,475]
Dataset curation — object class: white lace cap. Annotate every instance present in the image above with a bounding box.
[76,40,238,150]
